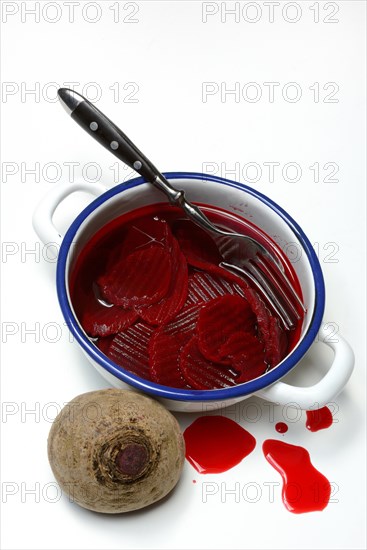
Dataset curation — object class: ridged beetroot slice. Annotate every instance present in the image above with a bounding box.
[180,337,237,390]
[107,322,155,380]
[244,288,271,338]
[243,291,288,368]
[219,330,261,360]
[121,218,171,256]
[186,271,240,305]
[155,303,201,336]
[139,239,188,326]
[197,295,256,363]
[189,261,273,326]
[103,219,172,274]
[149,331,191,389]
[98,245,172,308]
[148,304,200,387]
[96,334,114,355]
[265,316,288,368]
[82,305,138,337]
[232,335,268,384]
[173,219,222,267]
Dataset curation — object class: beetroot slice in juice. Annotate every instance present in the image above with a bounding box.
[219,330,267,383]
[121,218,171,256]
[139,238,188,326]
[186,270,244,305]
[149,331,191,389]
[180,336,237,390]
[239,288,288,368]
[231,335,268,383]
[96,334,115,355]
[173,219,222,267]
[98,245,172,308]
[107,321,155,380]
[149,304,200,388]
[103,219,172,273]
[219,330,260,360]
[197,295,255,363]
[82,305,138,337]
[265,316,288,368]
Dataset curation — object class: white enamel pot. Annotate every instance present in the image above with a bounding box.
[33,172,354,412]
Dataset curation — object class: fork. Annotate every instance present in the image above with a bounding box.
[57,88,305,330]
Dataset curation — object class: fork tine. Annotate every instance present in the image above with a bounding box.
[259,253,306,313]
[254,255,302,320]
[220,261,295,330]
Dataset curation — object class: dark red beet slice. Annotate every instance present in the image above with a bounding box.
[107,322,155,380]
[121,218,171,256]
[173,219,222,267]
[197,295,255,363]
[103,219,172,274]
[241,290,288,368]
[155,303,201,336]
[149,331,191,388]
[82,305,138,337]
[219,330,259,360]
[149,304,200,388]
[96,334,115,355]
[186,271,241,305]
[139,238,188,326]
[188,261,250,293]
[98,245,172,308]
[232,337,268,384]
[244,288,271,338]
[265,316,288,368]
[180,337,237,390]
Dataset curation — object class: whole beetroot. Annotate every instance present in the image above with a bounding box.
[48,389,185,513]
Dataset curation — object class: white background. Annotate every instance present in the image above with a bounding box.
[0,1,366,549]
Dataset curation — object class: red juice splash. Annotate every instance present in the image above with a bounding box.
[184,416,256,474]
[306,406,333,432]
[262,439,331,513]
[275,422,288,434]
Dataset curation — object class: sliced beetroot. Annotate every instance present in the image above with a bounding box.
[148,304,200,388]
[180,336,237,390]
[121,218,171,257]
[149,331,191,388]
[103,219,172,274]
[98,245,172,308]
[244,288,271,338]
[186,271,239,305]
[265,316,288,368]
[242,290,288,368]
[197,295,255,363]
[139,238,188,326]
[154,303,201,337]
[233,356,267,383]
[219,330,259,360]
[82,305,138,337]
[107,321,155,380]
[96,334,115,355]
[173,219,222,267]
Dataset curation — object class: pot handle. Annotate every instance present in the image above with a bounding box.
[32,182,107,248]
[256,323,354,410]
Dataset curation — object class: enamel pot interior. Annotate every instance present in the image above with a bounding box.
[57,173,325,403]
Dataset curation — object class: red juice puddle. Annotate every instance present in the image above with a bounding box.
[275,422,288,434]
[306,406,333,432]
[183,416,256,474]
[262,439,331,513]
